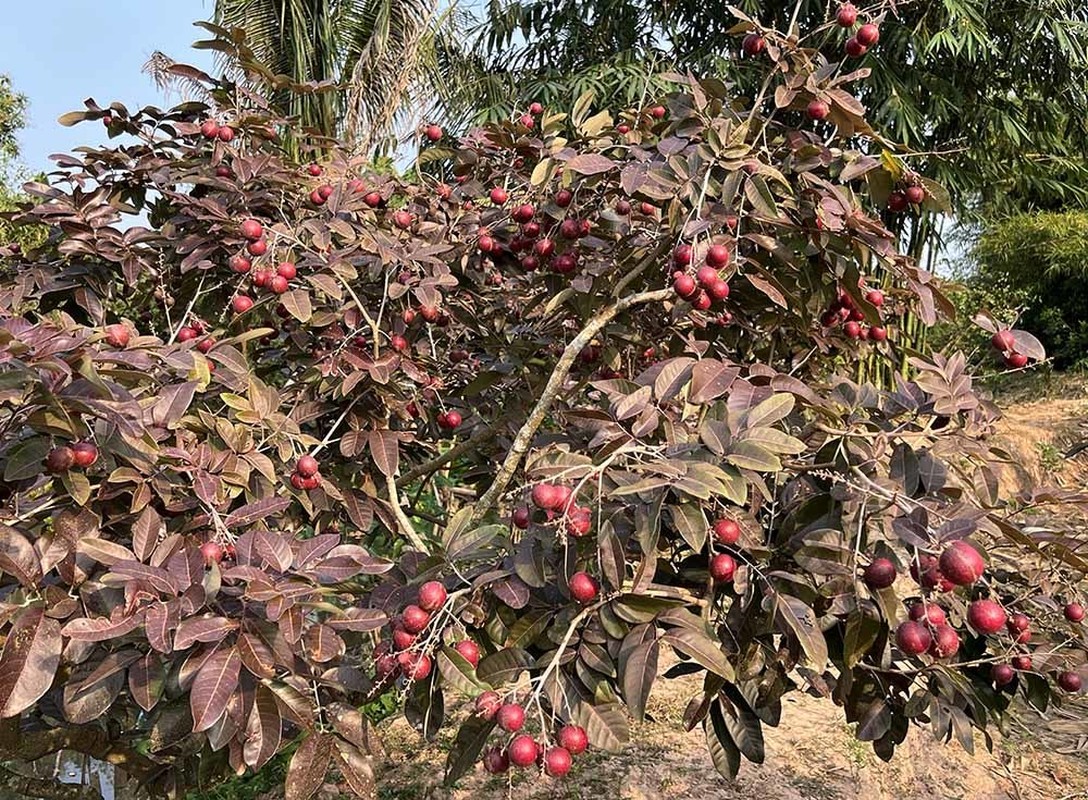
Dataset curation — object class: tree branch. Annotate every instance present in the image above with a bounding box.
[395,422,500,487]
[468,288,672,527]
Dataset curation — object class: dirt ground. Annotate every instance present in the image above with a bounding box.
[351,383,1088,800]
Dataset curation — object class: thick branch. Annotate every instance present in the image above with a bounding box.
[469,288,672,526]
[395,422,500,487]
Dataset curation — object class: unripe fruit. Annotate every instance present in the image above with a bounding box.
[71,441,99,468]
[992,664,1015,686]
[836,3,858,27]
[105,324,130,348]
[217,126,235,142]
[696,265,719,288]
[991,330,1016,352]
[240,219,263,240]
[713,518,741,545]
[742,33,766,56]
[569,571,599,604]
[200,119,220,138]
[1012,655,1032,671]
[401,605,430,634]
[513,507,531,529]
[845,37,868,57]
[706,244,730,268]
[909,603,947,626]
[862,558,897,589]
[807,99,830,121]
[557,724,588,755]
[895,621,932,655]
[45,446,75,473]
[483,747,509,774]
[200,541,224,565]
[905,185,926,205]
[507,735,538,767]
[1065,603,1085,622]
[1058,671,1082,692]
[856,23,880,47]
[296,455,319,477]
[424,124,443,141]
[928,624,960,659]
[418,580,448,612]
[496,703,525,733]
[544,746,572,777]
[475,691,502,719]
[674,274,698,299]
[967,599,1007,634]
[247,239,268,256]
[709,553,737,583]
[938,540,985,586]
[1004,352,1028,369]
[453,639,480,668]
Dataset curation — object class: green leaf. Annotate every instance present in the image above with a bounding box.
[705,702,741,779]
[437,647,489,695]
[476,648,533,685]
[444,524,505,560]
[670,503,707,552]
[444,715,496,786]
[569,700,629,752]
[4,438,49,482]
[619,638,658,721]
[743,393,794,428]
[770,592,828,668]
[725,441,781,472]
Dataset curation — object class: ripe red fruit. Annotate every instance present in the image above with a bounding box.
[317,184,334,200]
[475,691,502,719]
[496,703,525,733]
[200,541,224,565]
[252,270,271,289]
[217,126,235,142]
[709,553,737,583]
[991,330,1016,351]
[424,124,443,141]
[270,275,289,294]
[289,473,306,491]
[673,244,693,266]
[564,507,592,538]
[529,102,544,115]
[557,724,588,755]
[909,603,947,626]
[507,735,538,768]
[438,410,463,430]
[200,119,220,139]
[691,290,712,311]
[870,326,887,342]
[712,518,741,545]
[420,305,441,323]
[45,446,75,474]
[483,747,509,774]
[742,33,766,56]
[555,189,573,207]
[228,295,253,315]
[391,334,409,353]
[401,605,431,634]
[300,474,320,490]
[489,187,508,205]
[1059,671,1082,692]
[674,274,698,299]
[531,483,562,510]
[967,599,1007,634]
[1004,352,1028,369]
[707,279,731,301]
[938,540,985,586]
[1007,613,1031,634]
[196,337,216,354]
[928,624,960,659]
[706,244,730,268]
[229,255,252,274]
[405,653,432,681]
[240,219,263,241]
[307,163,323,177]
[615,198,632,214]
[71,441,98,468]
[553,485,573,511]
[887,191,909,212]
[836,3,858,27]
[895,621,932,655]
[1065,603,1085,622]
[392,209,413,230]
[453,640,480,668]
[1012,655,1032,671]
[276,262,297,280]
[512,507,531,529]
[807,99,830,121]
[512,204,535,223]
[418,580,448,612]
[177,326,198,343]
[992,664,1015,686]
[553,253,577,274]
[569,571,599,604]
[534,238,555,257]
[640,202,656,215]
[865,289,884,307]
[650,105,667,119]
[297,455,320,479]
[844,321,862,339]
[905,185,926,205]
[348,178,366,193]
[544,747,572,778]
[310,189,326,205]
[862,558,897,589]
[616,124,630,134]
[363,191,382,208]
[845,37,868,57]
[247,239,268,256]
[696,265,719,288]
[856,23,880,47]
[391,628,415,652]
[105,323,130,348]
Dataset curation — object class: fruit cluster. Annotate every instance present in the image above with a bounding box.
[44,441,99,473]
[862,540,1084,695]
[671,242,732,315]
[374,580,460,684]
[836,4,881,58]
[709,517,742,583]
[820,286,888,341]
[476,694,589,779]
[289,454,322,491]
[887,179,927,213]
[990,329,1030,370]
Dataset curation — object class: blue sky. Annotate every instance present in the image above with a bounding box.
[1,1,215,174]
